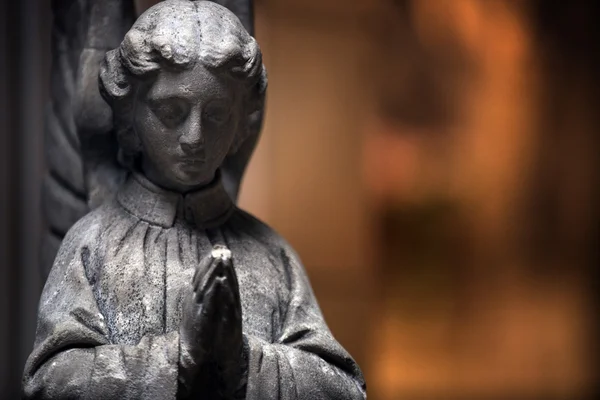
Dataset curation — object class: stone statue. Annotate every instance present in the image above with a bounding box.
[24,1,366,399]
[41,0,261,279]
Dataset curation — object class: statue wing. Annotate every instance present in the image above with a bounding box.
[42,0,127,277]
[42,0,261,277]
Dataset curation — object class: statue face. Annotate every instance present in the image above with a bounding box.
[133,63,240,192]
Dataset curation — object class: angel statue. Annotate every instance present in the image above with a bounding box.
[41,0,260,279]
[23,1,366,399]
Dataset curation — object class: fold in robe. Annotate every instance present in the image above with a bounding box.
[23,173,366,399]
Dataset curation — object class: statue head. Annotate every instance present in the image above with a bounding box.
[99,0,267,192]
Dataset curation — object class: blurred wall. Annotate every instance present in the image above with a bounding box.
[238,0,385,370]
[363,2,597,398]
[242,0,599,399]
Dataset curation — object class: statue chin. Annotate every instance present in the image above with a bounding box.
[171,166,217,189]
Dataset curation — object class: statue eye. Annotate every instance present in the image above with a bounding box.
[149,98,189,128]
[203,101,231,125]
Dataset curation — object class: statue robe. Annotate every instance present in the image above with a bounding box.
[23,172,366,400]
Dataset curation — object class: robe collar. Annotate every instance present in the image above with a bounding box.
[117,170,234,229]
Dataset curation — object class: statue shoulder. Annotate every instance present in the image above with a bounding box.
[43,204,116,293]
[58,201,118,254]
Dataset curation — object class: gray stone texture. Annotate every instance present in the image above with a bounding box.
[25,173,365,399]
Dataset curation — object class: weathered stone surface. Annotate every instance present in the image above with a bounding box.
[42,0,263,277]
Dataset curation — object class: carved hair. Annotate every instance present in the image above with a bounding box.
[99,0,267,164]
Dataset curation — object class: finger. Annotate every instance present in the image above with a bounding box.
[212,281,243,370]
[201,262,229,305]
[192,254,216,291]
[193,275,223,326]
[195,278,228,347]
[182,287,197,318]
[194,257,222,296]
[211,274,242,330]
[211,244,232,263]
[223,279,242,324]
[201,278,223,319]
[194,245,230,292]
[221,258,241,306]
[194,263,219,304]
[211,281,241,339]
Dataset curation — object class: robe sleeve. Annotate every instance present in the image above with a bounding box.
[244,246,367,400]
[22,218,180,400]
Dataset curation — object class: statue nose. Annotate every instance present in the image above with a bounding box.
[179,119,203,154]
[180,140,202,155]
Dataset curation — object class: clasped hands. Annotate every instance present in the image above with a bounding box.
[179,245,247,398]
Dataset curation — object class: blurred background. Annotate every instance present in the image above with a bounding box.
[1,0,598,399]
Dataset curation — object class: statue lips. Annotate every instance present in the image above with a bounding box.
[178,148,206,167]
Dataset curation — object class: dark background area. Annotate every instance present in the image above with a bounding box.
[1,0,49,398]
[1,0,599,399]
